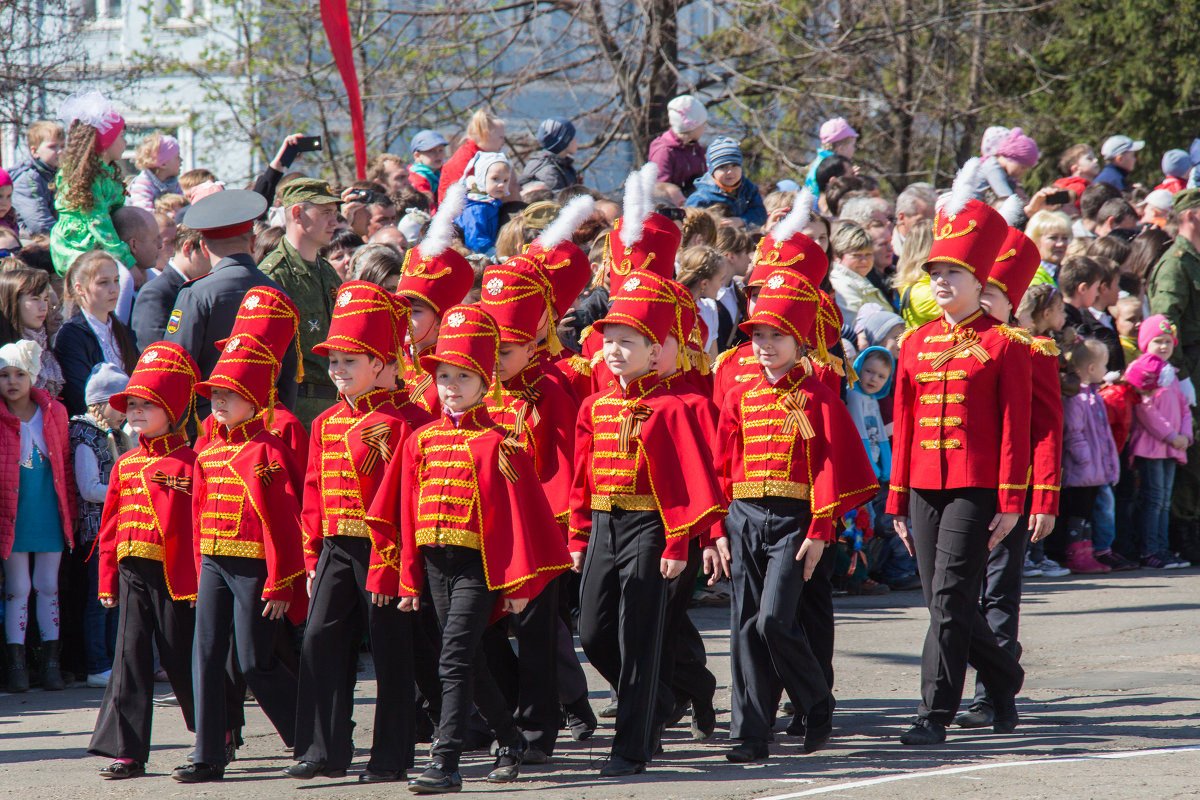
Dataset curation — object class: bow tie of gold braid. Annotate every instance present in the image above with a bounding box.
[498,437,523,483]
[150,471,192,494]
[929,326,990,369]
[779,390,815,439]
[512,387,542,437]
[618,403,653,452]
[254,460,284,487]
[359,422,394,475]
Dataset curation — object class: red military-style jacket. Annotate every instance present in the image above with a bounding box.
[396,404,571,616]
[715,361,878,542]
[193,414,308,623]
[1029,336,1063,515]
[886,309,1033,517]
[485,360,579,522]
[302,388,426,595]
[534,343,581,404]
[662,369,726,548]
[569,371,727,561]
[198,403,309,492]
[97,431,198,601]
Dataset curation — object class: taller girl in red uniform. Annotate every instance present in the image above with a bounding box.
[887,160,1032,745]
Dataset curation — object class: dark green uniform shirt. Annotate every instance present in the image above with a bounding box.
[1147,235,1200,382]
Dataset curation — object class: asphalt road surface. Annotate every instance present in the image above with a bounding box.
[3,568,1199,799]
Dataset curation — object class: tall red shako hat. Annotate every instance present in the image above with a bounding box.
[594,269,679,347]
[480,256,557,347]
[197,333,283,420]
[420,304,503,403]
[740,269,823,345]
[111,342,199,427]
[605,163,682,283]
[749,187,829,288]
[986,197,1043,310]
[396,182,473,315]
[216,286,303,381]
[523,195,596,320]
[314,280,403,365]
[925,157,1009,283]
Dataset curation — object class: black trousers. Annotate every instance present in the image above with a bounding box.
[972,500,1032,705]
[909,489,1024,725]
[88,557,196,762]
[578,509,671,763]
[727,498,831,743]
[425,546,518,770]
[193,555,299,765]
[294,537,415,772]
[661,539,716,708]
[484,574,564,754]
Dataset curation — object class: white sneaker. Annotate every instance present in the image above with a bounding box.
[1036,557,1071,578]
[86,670,112,688]
[1022,556,1044,578]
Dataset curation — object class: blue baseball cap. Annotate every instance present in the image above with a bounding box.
[411,129,448,154]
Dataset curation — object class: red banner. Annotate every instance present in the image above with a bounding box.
[320,0,367,180]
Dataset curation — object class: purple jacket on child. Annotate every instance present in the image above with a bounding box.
[1062,384,1120,487]
[1129,381,1192,464]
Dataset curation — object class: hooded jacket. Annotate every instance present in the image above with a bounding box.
[846,346,894,480]
[9,158,57,236]
[685,173,767,227]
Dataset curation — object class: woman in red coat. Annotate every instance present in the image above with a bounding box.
[886,160,1031,746]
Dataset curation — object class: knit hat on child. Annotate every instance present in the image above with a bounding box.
[1138,313,1177,352]
[537,118,576,154]
[84,363,129,406]
[0,339,41,380]
[668,95,707,135]
[706,137,742,173]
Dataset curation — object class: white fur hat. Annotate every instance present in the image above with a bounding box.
[668,95,707,135]
[0,339,41,381]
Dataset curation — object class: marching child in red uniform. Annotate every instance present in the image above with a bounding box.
[887,160,1032,745]
[395,184,474,417]
[395,304,570,794]
[173,333,307,783]
[88,343,200,779]
[479,255,584,760]
[957,226,1063,730]
[288,281,426,783]
[716,269,878,762]
[570,269,726,776]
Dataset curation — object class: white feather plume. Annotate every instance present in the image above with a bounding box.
[538,195,596,250]
[639,160,658,205]
[420,182,465,257]
[618,163,657,250]
[769,186,816,243]
[998,194,1024,227]
[943,156,982,217]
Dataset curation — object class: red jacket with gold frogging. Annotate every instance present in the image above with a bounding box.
[886,310,1032,517]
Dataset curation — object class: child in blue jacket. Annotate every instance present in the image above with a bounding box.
[685,137,766,227]
[455,151,511,257]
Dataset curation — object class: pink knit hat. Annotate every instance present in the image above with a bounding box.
[154,134,180,168]
[0,169,11,188]
[819,117,858,145]
[1139,313,1178,352]
[993,127,1040,167]
[1125,352,1165,392]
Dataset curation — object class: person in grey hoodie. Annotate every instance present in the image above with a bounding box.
[10,120,64,237]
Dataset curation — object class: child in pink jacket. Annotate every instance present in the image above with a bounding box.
[1127,314,1193,569]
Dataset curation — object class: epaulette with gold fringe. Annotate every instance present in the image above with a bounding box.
[1030,336,1060,357]
[713,346,739,372]
[566,354,592,377]
[897,326,919,348]
[997,324,1034,346]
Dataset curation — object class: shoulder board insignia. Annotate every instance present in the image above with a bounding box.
[997,324,1034,346]
[1031,336,1060,357]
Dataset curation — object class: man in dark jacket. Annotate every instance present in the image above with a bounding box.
[519,118,579,191]
[131,225,211,347]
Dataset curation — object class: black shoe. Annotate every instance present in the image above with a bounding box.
[172,762,224,783]
[802,695,834,754]
[691,697,716,741]
[522,746,549,765]
[666,698,689,728]
[992,696,1019,733]
[900,718,946,746]
[487,737,527,783]
[565,698,597,741]
[99,761,145,780]
[954,701,995,729]
[225,740,238,764]
[599,754,646,777]
[599,698,619,718]
[284,761,347,779]
[408,762,462,794]
[726,740,769,763]
[359,769,405,783]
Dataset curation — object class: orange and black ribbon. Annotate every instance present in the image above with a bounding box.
[618,404,653,452]
[359,422,394,475]
[930,327,990,369]
[498,437,522,483]
[150,470,192,494]
[513,386,543,437]
[780,390,815,439]
[254,460,284,487]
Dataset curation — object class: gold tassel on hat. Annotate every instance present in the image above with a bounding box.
[544,297,563,355]
[843,357,858,388]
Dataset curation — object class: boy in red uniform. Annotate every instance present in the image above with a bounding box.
[887,160,1031,745]
[956,226,1063,730]
[394,304,571,794]
[479,255,585,760]
[716,269,878,762]
[89,343,201,779]
[570,268,726,776]
[173,333,307,783]
[287,281,426,783]
[395,184,474,416]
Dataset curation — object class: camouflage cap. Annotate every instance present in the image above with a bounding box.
[1173,187,1200,214]
[279,177,341,207]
